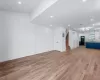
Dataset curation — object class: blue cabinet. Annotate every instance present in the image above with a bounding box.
[86,42,100,49]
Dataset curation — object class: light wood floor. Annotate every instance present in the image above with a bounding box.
[0,47,100,80]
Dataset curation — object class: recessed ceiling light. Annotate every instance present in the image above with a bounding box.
[50,25,52,26]
[90,18,94,22]
[18,1,22,4]
[82,0,87,2]
[68,24,71,27]
[93,24,95,26]
[50,16,54,18]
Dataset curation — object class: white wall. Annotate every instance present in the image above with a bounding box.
[0,11,36,62]
[35,26,54,53]
[69,30,79,49]
[0,13,5,57]
[54,27,66,52]
[0,11,54,62]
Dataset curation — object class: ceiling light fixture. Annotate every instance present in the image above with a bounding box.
[79,27,93,31]
[68,24,71,27]
[82,0,87,2]
[50,16,54,18]
[18,1,22,4]
[93,24,95,26]
[50,25,52,26]
[90,18,94,22]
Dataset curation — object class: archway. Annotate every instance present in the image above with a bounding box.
[66,32,70,53]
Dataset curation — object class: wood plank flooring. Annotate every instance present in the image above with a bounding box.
[0,47,100,80]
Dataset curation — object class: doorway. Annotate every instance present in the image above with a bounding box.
[80,36,85,46]
[66,32,70,52]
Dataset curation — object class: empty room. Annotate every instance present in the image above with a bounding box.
[0,0,100,80]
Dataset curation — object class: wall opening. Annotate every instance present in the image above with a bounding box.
[66,32,70,53]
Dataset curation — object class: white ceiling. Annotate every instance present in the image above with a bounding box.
[0,0,100,30]
[32,0,100,29]
[0,0,42,13]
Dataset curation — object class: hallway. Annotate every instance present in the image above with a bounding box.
[0,47,100,80]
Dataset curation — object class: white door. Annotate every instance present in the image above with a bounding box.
[54,27,66,51]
